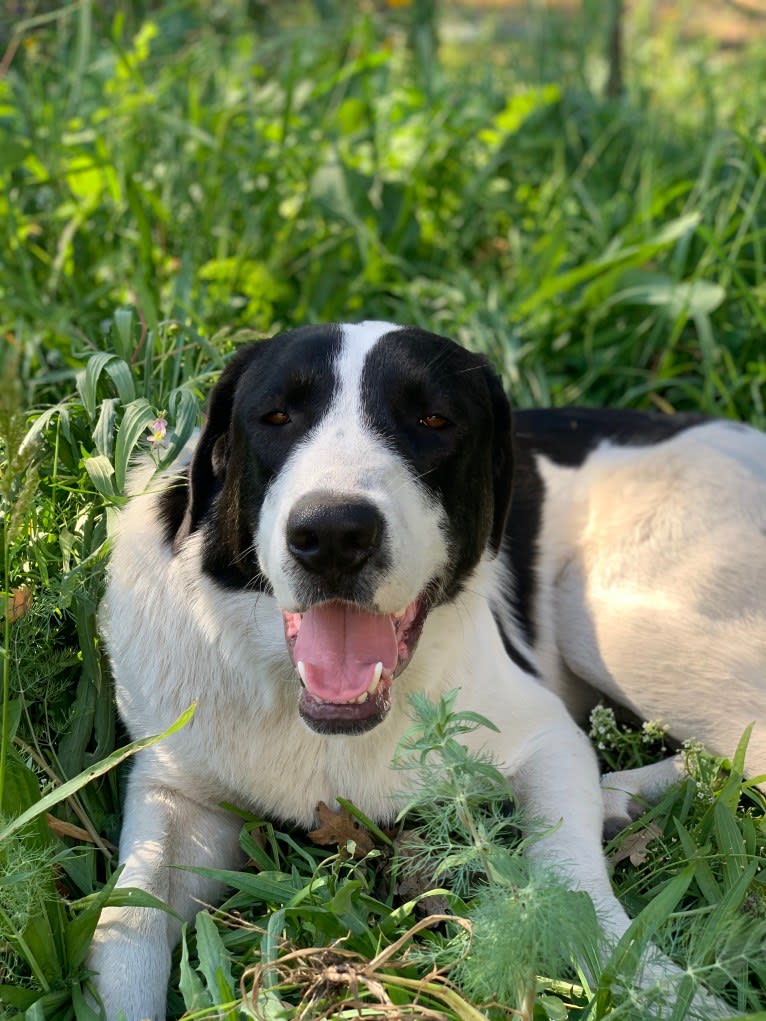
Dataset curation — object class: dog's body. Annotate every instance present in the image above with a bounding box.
[89,322,766,1020]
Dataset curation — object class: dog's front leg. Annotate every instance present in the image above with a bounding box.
[509,720,633,940]
[510,725,730,1018]
[88,759,244,1021]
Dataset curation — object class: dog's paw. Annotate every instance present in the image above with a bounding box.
[601,771,644,837]
[600,757,686,838]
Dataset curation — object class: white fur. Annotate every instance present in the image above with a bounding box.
[88,325,757,1020]
[529,421,766,779]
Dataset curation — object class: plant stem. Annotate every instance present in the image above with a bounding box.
[0,517,10,809]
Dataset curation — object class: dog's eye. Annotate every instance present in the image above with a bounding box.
[262,410,291,426]
[419,413,450,430]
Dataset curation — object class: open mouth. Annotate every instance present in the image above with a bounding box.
[282,598,428,734]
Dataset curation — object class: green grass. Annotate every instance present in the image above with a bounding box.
[1,1,766,1018]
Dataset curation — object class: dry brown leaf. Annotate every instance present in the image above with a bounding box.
[307,801,374,858]
[608,821,663,867]
[7,584,32,623]
[46,812,118,850]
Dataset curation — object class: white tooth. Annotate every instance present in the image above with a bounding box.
[297,661,307,685]
[355,691,369,704]
[367,661,383,695]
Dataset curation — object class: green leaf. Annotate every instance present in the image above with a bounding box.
[0,749,49,846]
[65,869,122,971]
[84,453,118,500]
[0,985,39,1008]
[93,397,120,459]
[610,269,726,318]
[538,993,569,1020]
[112,308,136,361]
[731,723,753,777]
[519,213,702,316]
[335,797,394,847]
[78,353,136,421]
[1,698,22,746]
[157,386,200,470]
[674,819,720,904]
[0,704,196,844]
[179,923,209,1010]
[327,879,370,936]
[602,865,695,985]
[195,910,235,1007]
[66,871,177,970]
[712,802,747,891]
[177,867,301,905]
[259,907,286,991]
[114,398,156,491]
[71,981,103,1021]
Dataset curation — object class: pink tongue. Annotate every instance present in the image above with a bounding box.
[294,603,398,702]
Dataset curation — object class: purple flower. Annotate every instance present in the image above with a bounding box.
[147,417,168,449]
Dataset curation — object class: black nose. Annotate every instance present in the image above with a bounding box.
[286,492,384,577]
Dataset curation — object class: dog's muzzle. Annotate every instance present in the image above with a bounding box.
[281,491,428,734]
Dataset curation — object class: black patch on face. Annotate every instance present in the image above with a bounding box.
[170,325,344,589]
[157,469,191,546]
[360,327,513,605]
[506,406,709,646]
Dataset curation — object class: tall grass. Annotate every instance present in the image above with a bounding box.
[1,1,765,1018]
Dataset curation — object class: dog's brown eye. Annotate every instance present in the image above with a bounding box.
[419,413,450,430]
[262,410,291,426]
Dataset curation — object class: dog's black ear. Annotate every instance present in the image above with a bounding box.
[173,344,263,552]
[483,363,514,555]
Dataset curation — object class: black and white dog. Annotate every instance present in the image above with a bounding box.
[89,322,766,1019]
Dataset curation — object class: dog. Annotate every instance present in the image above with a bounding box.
[88,321,766,1020]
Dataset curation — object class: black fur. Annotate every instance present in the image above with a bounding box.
[163,325,343,588]
[360,326,513,603]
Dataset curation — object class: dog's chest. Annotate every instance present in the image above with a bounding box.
[168,692,414,826]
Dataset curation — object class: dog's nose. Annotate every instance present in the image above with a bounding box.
[286,492,384,576]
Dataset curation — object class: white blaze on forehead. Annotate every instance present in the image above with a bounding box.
[334,321,402,414]
[255,320,450,612]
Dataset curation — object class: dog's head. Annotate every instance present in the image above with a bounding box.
[166,322,513,734]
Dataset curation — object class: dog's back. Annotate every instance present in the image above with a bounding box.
[499,408,766,777]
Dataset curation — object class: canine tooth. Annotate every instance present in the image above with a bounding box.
[367,661,384,695]
[355,691,369,704]
[296,661,307,685]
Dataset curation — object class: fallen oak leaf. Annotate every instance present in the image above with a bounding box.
[307,801,375,858]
